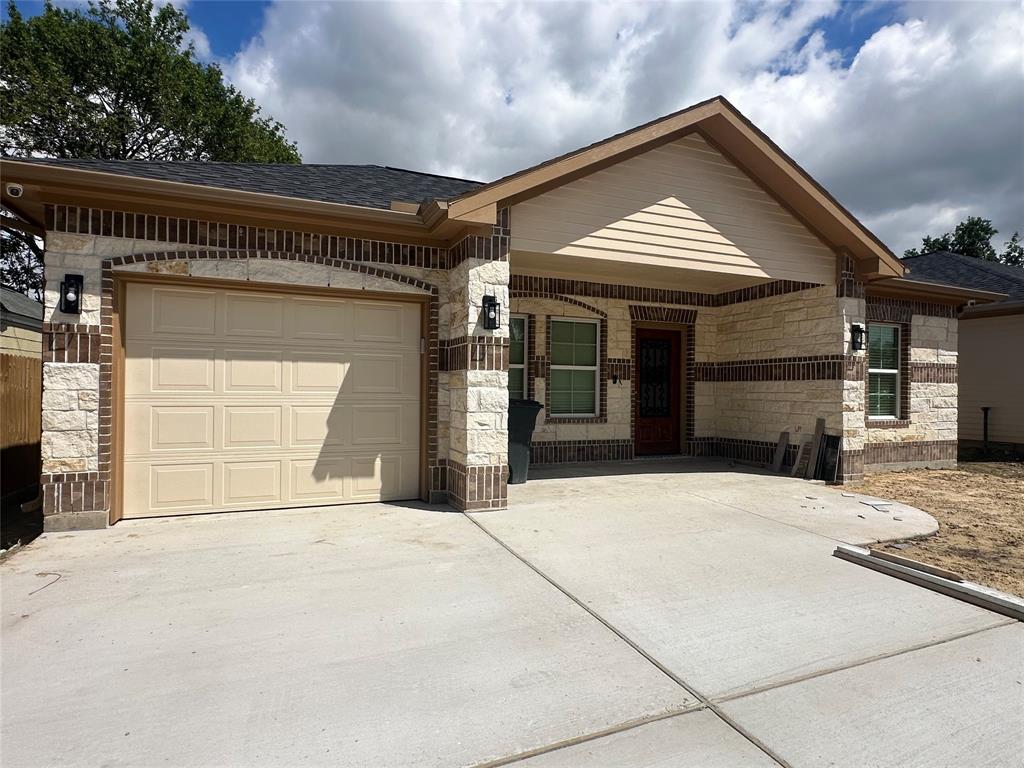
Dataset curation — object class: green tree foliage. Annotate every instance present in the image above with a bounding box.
[1,0,301,296]
[1002,231,1024,268]
[903,215,1021,267]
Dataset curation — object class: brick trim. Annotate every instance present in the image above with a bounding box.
[844,356,867,381]
[544,314,608,424]
[42,477,107,516]
[866,295,957,321]
[839,448,864,482]
[511,275,822,308]
[440,336,509,372]
[525,314,538,399]
[864,440,958,468]
[514,292,609,318]
[447,207,510,268]
[46,204,450,268]
[865,319,911,425]
[36,248,449,519]
[630,310,695,453]
[910,362,958,383]
[695,355,848,382]
[42,323,101,363]
[836,253,865,299]
[446,460,508,511]
[628,305,698,324]
[689,436,800,467]
[608,358,632,382]
[531,439,634,464]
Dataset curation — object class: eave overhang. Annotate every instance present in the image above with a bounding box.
[0,159,444,245]
[866,276,1008,306]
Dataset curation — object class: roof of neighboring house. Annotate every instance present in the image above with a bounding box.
[0,285,44,326]
[901,251,1024,301]
[6,158,484,210]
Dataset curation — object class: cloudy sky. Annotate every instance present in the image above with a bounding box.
[10,0,1024,254]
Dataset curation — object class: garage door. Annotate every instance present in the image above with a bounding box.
[122,281,421,518]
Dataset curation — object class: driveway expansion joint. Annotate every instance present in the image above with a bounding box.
[710,617,1018,706]
[463,512,794,768]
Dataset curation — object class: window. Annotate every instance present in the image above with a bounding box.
[868,323,900,419]
[548,318,599,416]
[509,315,527,400]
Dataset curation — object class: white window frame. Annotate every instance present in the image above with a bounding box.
[868,322,900,420]
[548,317,600,418]
[509,314,528,400]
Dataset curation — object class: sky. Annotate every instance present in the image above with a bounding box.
[6,0,1024,255]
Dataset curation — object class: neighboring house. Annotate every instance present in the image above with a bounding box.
[901,251,1023,454]
[1,285,43,357]
[0,96,1003,531]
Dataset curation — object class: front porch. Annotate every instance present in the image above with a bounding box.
[507,266,861,477]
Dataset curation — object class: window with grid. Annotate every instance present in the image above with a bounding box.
[868,323,900,418]
[548,318,598,416]
[508,315,527,400]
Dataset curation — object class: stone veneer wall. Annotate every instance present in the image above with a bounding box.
[509,276,862,468]
[859,297,959,472]
[38,205,510,528]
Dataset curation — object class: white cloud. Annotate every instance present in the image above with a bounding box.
[227,0,1024,254]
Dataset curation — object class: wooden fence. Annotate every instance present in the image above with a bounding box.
[1,353,42,496]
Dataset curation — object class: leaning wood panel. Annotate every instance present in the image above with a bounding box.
[1,353,42,495]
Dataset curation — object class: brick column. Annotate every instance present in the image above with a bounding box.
[444,213,511,510]
[40,234,109,530]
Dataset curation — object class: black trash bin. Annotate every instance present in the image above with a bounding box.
[508,399,544,484]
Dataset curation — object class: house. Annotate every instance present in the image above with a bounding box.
[0,96,1004,531]
[901,251,1024,454]
[1,285,43,357]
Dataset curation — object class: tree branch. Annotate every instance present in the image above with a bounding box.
[1,223,45,260]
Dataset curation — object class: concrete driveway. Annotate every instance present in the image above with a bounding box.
[3,459,1021,767]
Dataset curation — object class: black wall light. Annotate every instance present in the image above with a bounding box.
[60,274,84,315]
[850,322,865,351]
[482,294,501,330]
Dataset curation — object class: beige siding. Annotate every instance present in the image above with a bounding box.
[1,325,42,357]
[958,314,1024,443]
[512,134,836,285]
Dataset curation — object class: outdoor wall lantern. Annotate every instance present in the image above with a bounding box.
[482,294,501,330]
[60,274,83,314]
[850,322,865,352]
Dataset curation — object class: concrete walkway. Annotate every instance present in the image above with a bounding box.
[2,460,1021,767]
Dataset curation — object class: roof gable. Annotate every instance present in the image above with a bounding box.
[447,96,903,278]
[511,133,837,286]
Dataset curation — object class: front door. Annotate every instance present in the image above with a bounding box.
[634,328,681,455]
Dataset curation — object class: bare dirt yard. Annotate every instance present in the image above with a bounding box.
[854,462,1024,597]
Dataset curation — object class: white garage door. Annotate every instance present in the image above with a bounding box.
[122,281,421,518]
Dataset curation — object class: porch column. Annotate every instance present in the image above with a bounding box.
[838,252,867,482]
[445,213,511,510]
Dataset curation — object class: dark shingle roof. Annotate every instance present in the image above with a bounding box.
[9,158,484,210]
[901,251,1024,300]
[1,285,43,323]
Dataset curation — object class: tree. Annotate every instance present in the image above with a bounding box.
[1002,232,1024,268]
[903,216,999,261]
[1,0,301,297]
